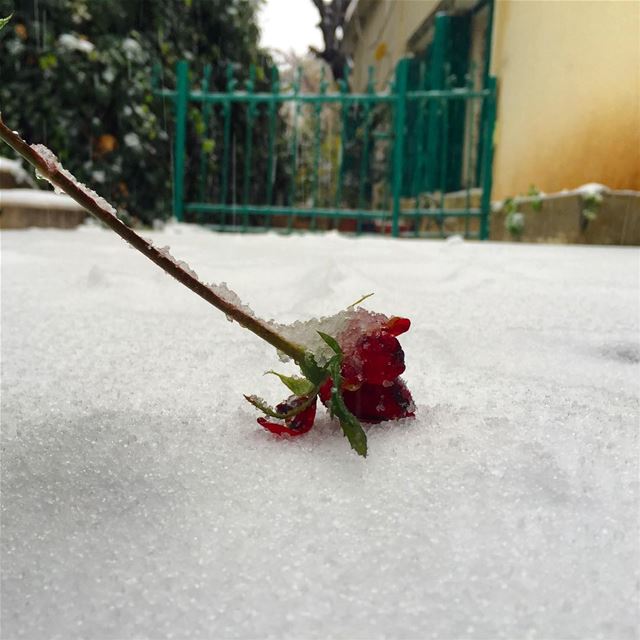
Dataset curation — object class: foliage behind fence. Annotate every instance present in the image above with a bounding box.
[155,53,497,239]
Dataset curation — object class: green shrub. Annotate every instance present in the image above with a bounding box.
[0,0,272,224]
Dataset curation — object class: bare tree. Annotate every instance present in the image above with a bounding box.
[309,0,354,85]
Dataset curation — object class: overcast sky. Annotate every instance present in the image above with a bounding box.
[258,0,324,56]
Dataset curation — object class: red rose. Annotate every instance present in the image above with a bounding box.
[258,316,414,438]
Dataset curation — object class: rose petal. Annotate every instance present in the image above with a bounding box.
[257,416,314,436]
[352,331,405,385]
[384,317,411,336]
[342,379,415,423]
[257,396,317,437]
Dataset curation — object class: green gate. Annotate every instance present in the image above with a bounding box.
[154,50,496,239]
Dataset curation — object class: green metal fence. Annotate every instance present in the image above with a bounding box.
[154,54,497,239]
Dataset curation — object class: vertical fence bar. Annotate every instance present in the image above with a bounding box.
[242,64,256,231]
[479,76,497,240]
[310,67,327,231]
[463,65,475,238]
[265,65,279,217]
[476,0,496,186]
[287,67,302,232]
[197,63,212,205]
[357,66,375,235]
[412,60,427,237]
[173,60,189,221]
[335,65,350,208]
[391,58,409,238]
[439,96,449,238]
[425,13,449,192]
[221,63,235,216]
[438,66,452,238]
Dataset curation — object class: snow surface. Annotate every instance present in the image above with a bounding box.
[2,226,639,640]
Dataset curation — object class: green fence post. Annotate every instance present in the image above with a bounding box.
[197,63,212,205]
[221,64,235,209]
[173,59,189,222]
[242,64,256,231]
[287,67,302,232]
[425,13,449,192]
[357,65,375,234]
[391,58,409,238]
[311,66,327,230]
[266,65,279,212]
[479,75,497,240]
[335,65,350,208]
[438,64,452,237]
[463,63,476,238]
[412,60,427,237]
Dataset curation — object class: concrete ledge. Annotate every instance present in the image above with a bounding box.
[0,189,86,229]
[0,158,36,189]
[490,190,640,245]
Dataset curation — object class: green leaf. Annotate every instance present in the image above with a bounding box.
[336,405,368,457]
[244,393,317,420]
[325,353,368,457]
[348,292,374,308]
[266,371,315,397]
[39,53,58,71]
[0,13,13,32]
[299,352,328,387]
[317,331,342,356]
[202,138,215,154]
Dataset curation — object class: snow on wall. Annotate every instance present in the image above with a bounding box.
[1,226,638,639]
[0,157,35,187]
[0,188,85,210]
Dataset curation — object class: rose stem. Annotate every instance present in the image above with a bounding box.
[0,116,306,363]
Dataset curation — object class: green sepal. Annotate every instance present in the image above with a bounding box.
[266,370,315,397]
[244,394,287,419]
[348,292,374,308]
[325,357,368,457]
[299,351,328,387]
[317,331,342,356]
[0,13,12,31]
[244,393,318,421]
[335,401,368,457]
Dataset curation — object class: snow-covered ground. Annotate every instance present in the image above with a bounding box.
[2,225,638,640]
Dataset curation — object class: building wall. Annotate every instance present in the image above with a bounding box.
[345,0,639,198]
[346,0,439,91]
[490,0,640,198]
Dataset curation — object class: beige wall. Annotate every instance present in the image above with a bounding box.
[346,0,439,90]
[345,0,640,197]
[491,0,640,198]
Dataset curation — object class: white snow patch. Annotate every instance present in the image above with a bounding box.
[122,37,143,61]
[29,144,117,216]
[1,228,638,639]
[0,157,35,187]
[57,33,95,53]
[574,183,609,195]
[0,188,84,210]
[123,132,141,149]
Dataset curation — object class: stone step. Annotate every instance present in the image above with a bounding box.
[0,189,86,229]
[0,157,37,189]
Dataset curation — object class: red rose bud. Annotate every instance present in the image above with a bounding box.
[319,314,414,425]
[257,395,317,437]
